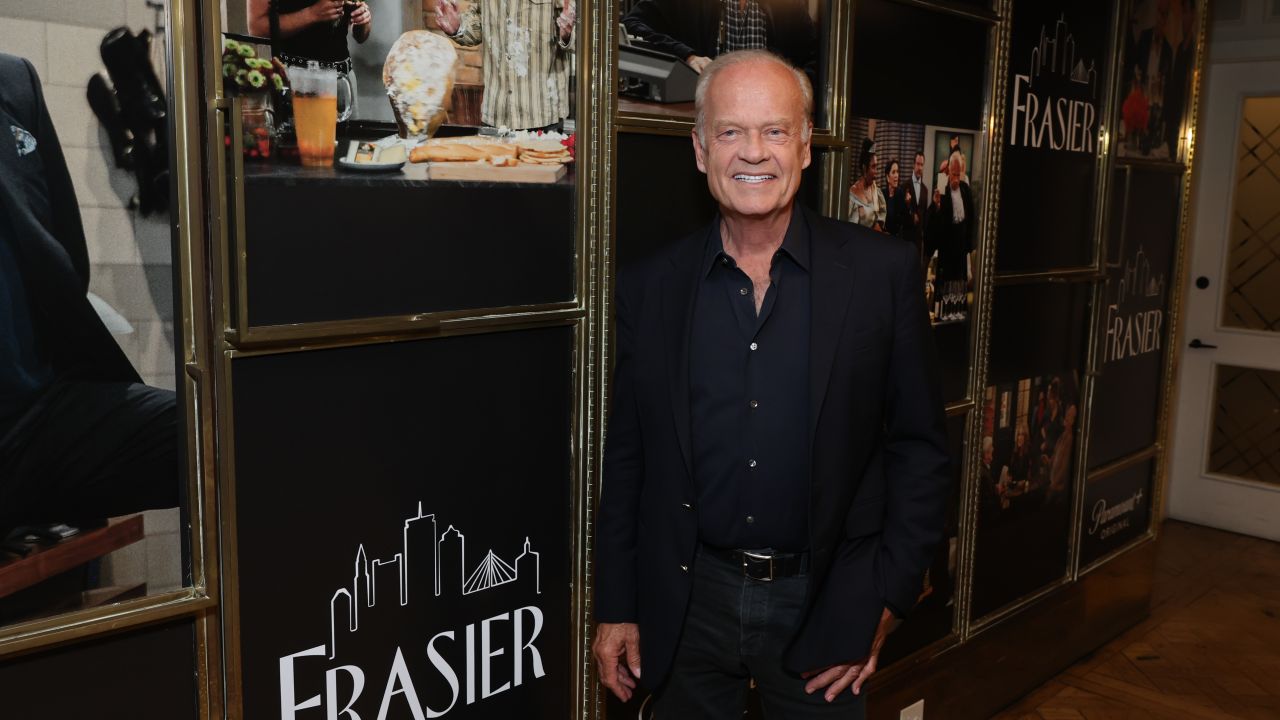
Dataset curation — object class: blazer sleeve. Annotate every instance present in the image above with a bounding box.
[877,241,951,617]
[594,274,646,623]
[22,57,90,289]
[622,0,698,62]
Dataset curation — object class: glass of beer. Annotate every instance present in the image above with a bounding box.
[292,62,339,167]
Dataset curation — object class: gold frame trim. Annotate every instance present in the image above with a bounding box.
[203,0,607,717]
[0,0,217,685]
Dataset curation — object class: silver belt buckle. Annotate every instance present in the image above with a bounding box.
[742,550,774,582]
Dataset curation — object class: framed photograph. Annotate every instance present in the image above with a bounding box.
[1116,0,1203,162]
[617,0,834,130]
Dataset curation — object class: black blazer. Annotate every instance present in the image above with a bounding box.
[0,53,138,385]
[596,206,950,686]
[622,0,819,84]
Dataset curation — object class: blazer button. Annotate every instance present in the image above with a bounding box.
[681,502,692,510]
[680,565,688,572]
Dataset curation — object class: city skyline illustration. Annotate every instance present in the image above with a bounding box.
[327,502,541,659]
[1028,14,1098,95]
[1115,245,1166,306]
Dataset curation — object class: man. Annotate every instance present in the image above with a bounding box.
[0,53,177,539]
[593,50,949,717]
[622,0,817,83]
[925,150,974,315]
[435,0,576,131]
[895,151,928,266]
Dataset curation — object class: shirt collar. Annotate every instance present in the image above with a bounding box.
[703,205,810,277]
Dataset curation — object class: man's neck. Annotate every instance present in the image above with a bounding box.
[720,206,792,259]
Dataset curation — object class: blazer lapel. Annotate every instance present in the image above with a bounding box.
[807,208,858,442]
[661,223,708,481]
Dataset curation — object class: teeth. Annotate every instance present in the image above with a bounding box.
[734,174,773,183]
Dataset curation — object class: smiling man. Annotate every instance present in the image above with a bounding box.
[592,50,951,718]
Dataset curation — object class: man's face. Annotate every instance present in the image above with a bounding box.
[692,62,811,221]
[913,154,924,178]
[948,157,962,190]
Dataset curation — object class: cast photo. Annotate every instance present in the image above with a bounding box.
[971,372,1080,617]
[617,0,824,121]
[1117,0,1200,161]
[232,0,578,177]
[848,118,980,324]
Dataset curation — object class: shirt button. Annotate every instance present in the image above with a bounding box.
[748,459,758,468]
[680,564,689,572]
[749,342,758,351]
[681,502,692,510]
[720,257,730,266]
[739,287,749,296]
[746,515,755,524]
[749,400,759,409]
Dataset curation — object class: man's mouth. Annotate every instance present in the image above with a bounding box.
[733,174,775,184]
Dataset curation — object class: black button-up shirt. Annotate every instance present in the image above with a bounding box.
[689,210,811,551]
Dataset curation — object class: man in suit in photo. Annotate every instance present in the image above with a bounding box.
[894,150,929,267]
[592,50,950,717]
[926,150,974,311]
[0,53,178,538]
[622,0,818,83]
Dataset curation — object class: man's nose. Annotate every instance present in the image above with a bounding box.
[739,131,769,162]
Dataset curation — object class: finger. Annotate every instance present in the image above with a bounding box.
[616,661,637,690]
[852,657,879,695]
[824,665,861,702]
[626,642,642,679]
[803,665,848,695]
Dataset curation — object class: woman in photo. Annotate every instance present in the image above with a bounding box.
[848,139,886,231]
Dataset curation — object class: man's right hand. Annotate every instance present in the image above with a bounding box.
[435,0,461,35]
[308,0,344,24]
[686,55,713,74]
[592,622,642,702]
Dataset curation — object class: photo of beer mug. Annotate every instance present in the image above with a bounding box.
[291,61,352,167]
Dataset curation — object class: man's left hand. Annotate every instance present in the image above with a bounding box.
[800,607,900,701]
[350,1,371,25]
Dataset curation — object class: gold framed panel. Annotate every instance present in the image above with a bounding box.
[1075,445,1161,578]
[0,0,218,671]
[208,3,601,349]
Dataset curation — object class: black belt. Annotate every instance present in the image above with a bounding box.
[279,53,353,74]
[701,545,809,582]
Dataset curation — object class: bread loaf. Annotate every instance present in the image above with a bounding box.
[383,31,457,139]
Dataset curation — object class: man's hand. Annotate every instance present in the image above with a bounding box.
[686,55,713,74]
[800,608,900,701]
[556,0,576,42]
[592,622,642,702]
[350,1,371,27]
[435,0,461,35]
[308,0,344,24]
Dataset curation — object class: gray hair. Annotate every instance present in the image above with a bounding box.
[693,50,814,148]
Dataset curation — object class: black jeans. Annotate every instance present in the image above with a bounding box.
[652,546,865,719]
[0,379,178,532]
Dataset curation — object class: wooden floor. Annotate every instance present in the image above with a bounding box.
[993,520,1280,720]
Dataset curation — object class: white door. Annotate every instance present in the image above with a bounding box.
[1167,60,1280,541]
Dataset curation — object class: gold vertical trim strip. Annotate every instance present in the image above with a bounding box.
[1151,0,1212,541]
[955,0,1013,642]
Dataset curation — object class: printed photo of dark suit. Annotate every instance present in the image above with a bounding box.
[0,53,177,537]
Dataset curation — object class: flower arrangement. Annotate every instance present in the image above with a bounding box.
[222,39,286,94]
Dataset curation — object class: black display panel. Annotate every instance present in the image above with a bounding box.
[242,167,576,327]
[1088,168,1180,468]
[996,1,1113,273]
[881,411,966,665]
[231,327,574,719]
[615,133,831,270]
[851,0,989,130]
[972,282,1090,620]
[1080,459,1154,567]
[0,621,197,716]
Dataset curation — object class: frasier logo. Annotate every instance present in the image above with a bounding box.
[1010,14,1099,153]
[1104,246,1167,364]
[276,503,548,719]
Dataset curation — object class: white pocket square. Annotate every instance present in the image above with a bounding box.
[11,125,36,156]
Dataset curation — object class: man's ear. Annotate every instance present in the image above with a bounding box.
[692,129,708,174]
